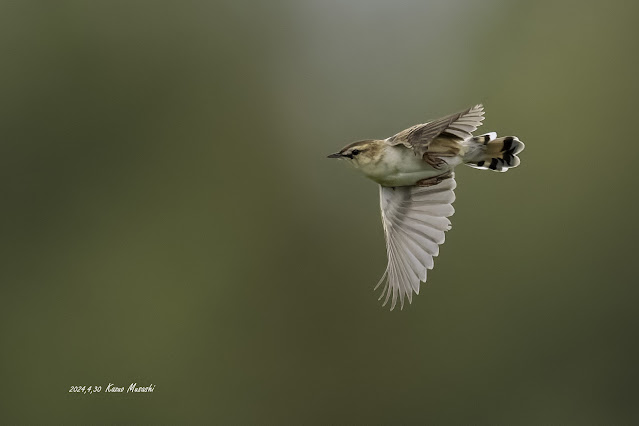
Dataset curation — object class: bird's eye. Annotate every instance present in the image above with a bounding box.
[351,149,360,156]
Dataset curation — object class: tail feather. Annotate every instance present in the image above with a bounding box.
[464,133,525,172]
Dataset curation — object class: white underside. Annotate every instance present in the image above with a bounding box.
[360,145,463,187]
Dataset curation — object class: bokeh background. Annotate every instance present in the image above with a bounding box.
[2,1,639,424]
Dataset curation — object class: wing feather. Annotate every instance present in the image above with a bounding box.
[386,105,485,158]
[377,176,457,310]
[387,222,428,282]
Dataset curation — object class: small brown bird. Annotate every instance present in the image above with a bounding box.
[328,104,524,310]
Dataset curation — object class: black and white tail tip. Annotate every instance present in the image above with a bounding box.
[467,133,525,172]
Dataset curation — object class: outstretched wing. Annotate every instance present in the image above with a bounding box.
[387,105,485,158]
[376,176,457,310]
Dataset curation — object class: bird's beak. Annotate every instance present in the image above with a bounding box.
[327,152,342,158]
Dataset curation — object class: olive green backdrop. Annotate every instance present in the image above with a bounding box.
[2,1,638,424]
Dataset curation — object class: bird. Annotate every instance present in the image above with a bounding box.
[327,104,524,310]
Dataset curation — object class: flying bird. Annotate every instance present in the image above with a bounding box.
[328,104,524,310]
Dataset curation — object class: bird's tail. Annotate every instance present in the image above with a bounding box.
[463,133,525,172]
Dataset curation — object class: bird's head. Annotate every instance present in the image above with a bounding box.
[327,139,383,169]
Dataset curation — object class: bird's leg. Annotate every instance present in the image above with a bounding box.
[416,171,453,187]
[423,153,447,170]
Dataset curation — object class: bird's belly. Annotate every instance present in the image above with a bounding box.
[375,169,443,187]
[370,151,462,187]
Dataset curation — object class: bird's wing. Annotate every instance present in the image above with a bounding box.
[376,176,456,310]
[386,105,485,158]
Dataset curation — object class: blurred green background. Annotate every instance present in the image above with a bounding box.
[1,1,639,424]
